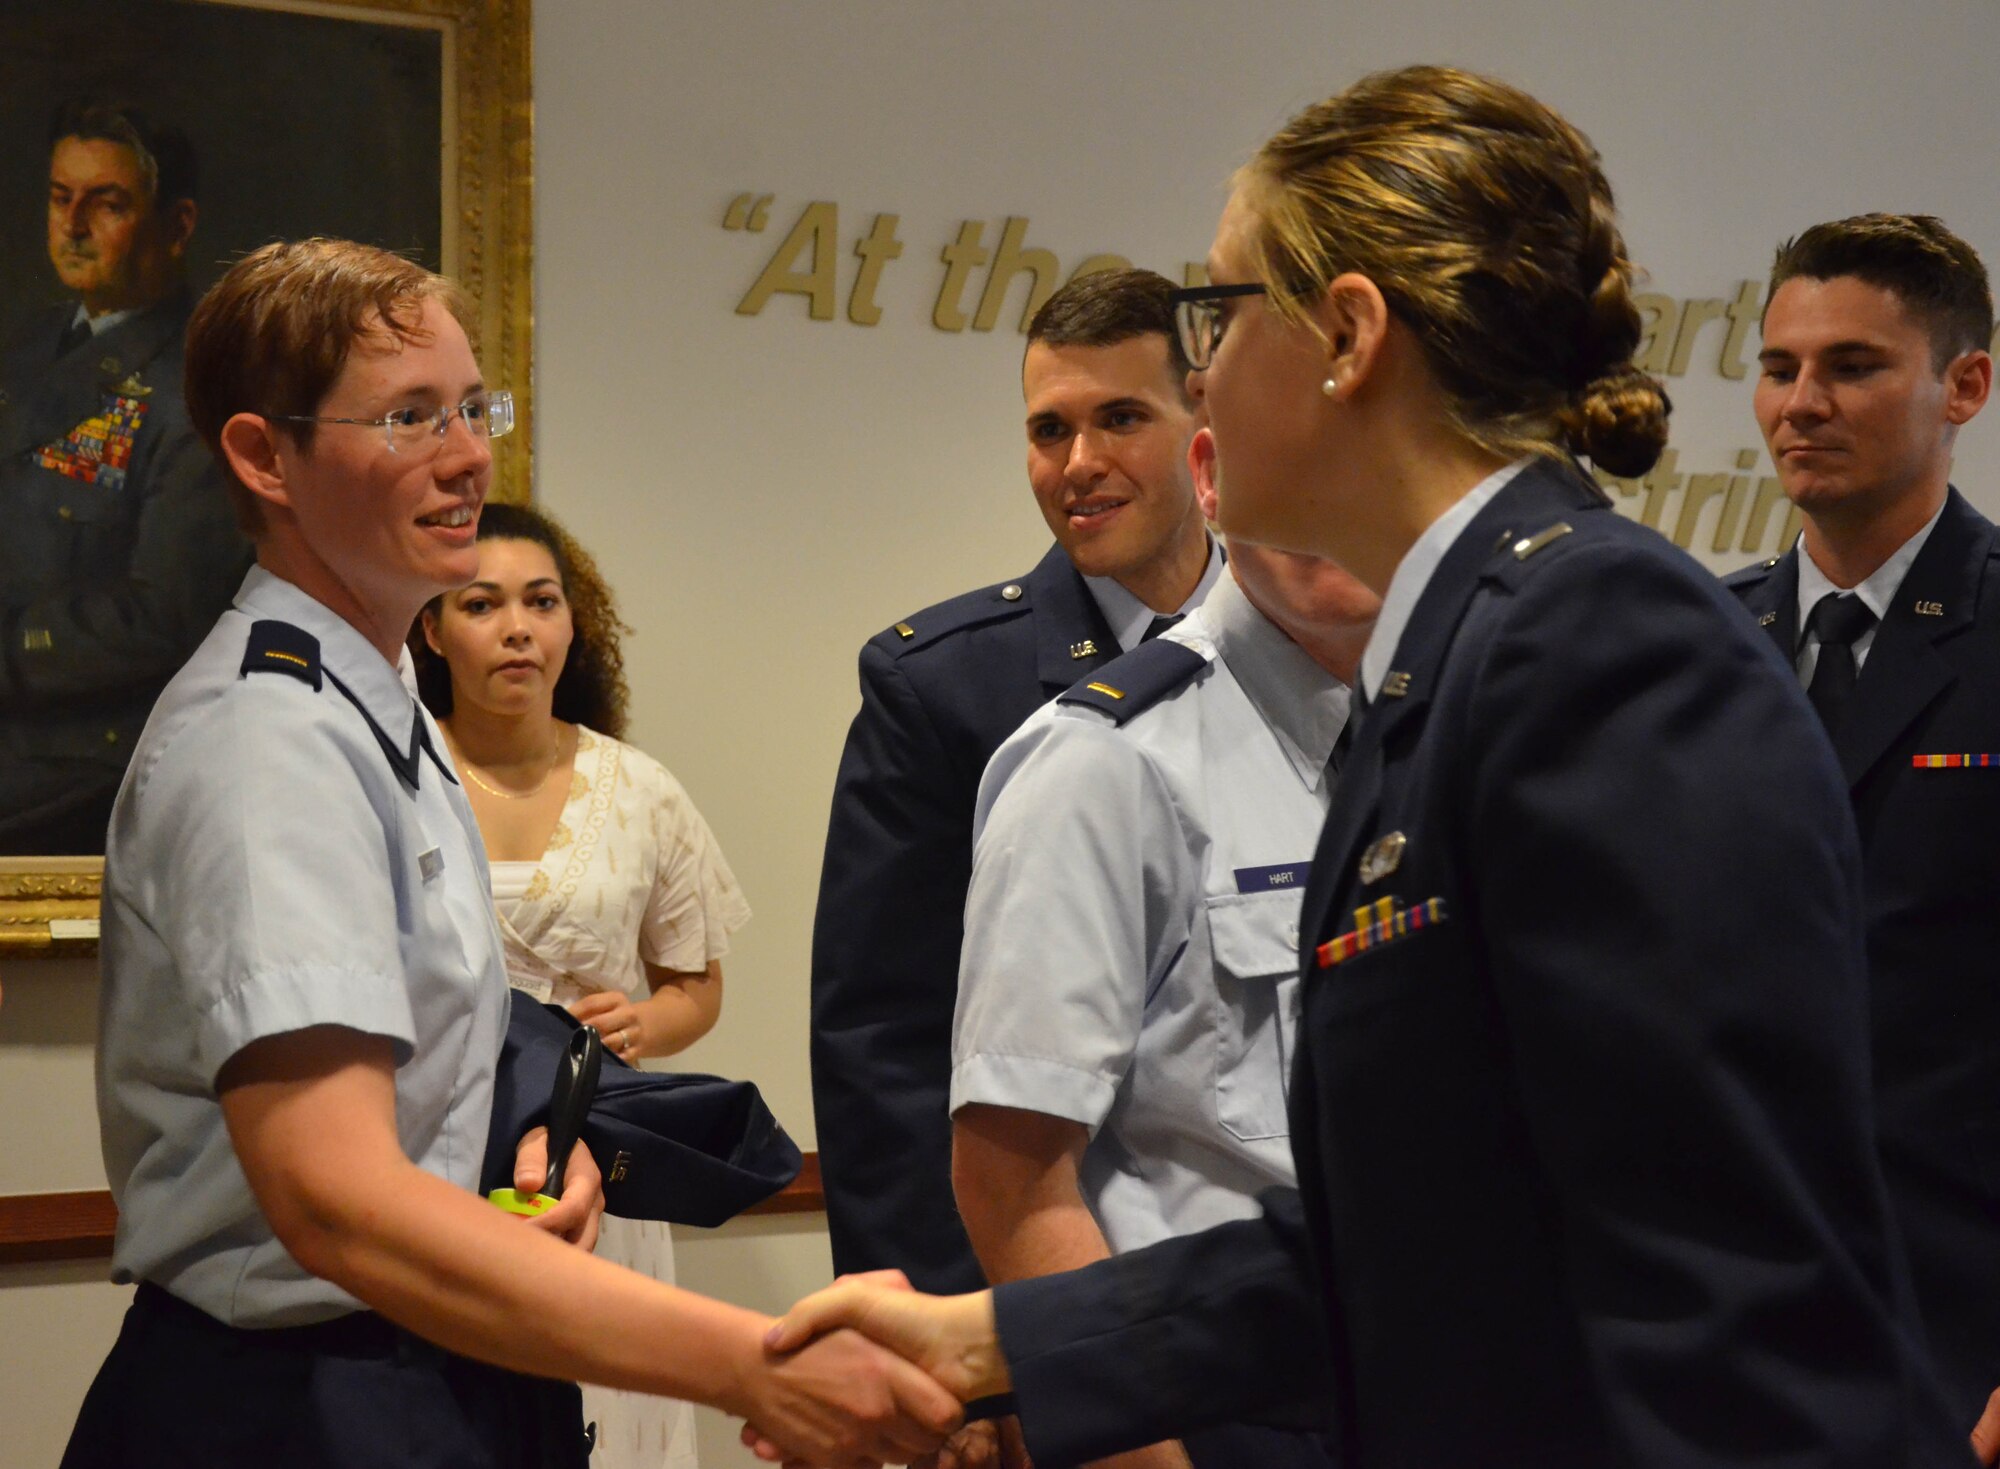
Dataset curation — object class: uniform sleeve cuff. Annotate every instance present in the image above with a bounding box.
[950,1053,1114,1129]
[196,963,417,1083]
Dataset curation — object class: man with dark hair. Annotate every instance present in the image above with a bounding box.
[0,100,248,854]
[1726,212,2000,1448]
[812,268,1220,1309]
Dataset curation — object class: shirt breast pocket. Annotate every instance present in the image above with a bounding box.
[1206,891,1304,1141]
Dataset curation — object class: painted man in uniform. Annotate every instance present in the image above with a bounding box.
[0,100,247,853]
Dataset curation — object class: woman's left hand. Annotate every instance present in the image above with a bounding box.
[569,988,646,1061]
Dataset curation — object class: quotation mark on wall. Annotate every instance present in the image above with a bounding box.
[723,194,774,232]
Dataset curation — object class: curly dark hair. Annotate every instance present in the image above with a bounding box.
[410,501,632,739]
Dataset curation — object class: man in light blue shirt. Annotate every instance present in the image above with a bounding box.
[951,430,1377,1469]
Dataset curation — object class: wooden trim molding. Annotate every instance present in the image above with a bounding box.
[0,1152,824,1267]
[0,1189,120,1266]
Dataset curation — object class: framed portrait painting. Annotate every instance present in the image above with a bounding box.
[0,0,532,951]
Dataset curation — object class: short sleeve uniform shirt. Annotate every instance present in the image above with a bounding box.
[97,565,509,1327]
[952,571,1351,1252]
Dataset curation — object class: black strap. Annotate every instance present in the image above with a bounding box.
[322,670,457,792]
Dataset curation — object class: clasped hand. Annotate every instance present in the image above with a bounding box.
[508,1125,604,1250]
[737,1271,1011,1468]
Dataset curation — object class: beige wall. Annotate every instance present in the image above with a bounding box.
[10,1,2000,1461]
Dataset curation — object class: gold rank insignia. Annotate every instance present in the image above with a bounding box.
[894,622,915,639]
[1070,640,1099,659]
[1085,681,1124,699]
[1359,831,1406,884]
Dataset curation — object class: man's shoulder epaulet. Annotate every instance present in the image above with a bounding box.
[1054,639,1207,725]
[870,576,1035,656]
[1722,553,1786,591]
[239,619,322,690]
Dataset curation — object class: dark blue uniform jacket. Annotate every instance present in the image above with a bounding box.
[1729,487,2000,1425]
[811,542,1116,1292]
[994,459,1960,1469]
[0,292,249,853]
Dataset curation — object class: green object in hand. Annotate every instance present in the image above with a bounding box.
[488,1023,603,1215]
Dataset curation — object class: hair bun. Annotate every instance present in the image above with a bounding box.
[1557,364,1670,478]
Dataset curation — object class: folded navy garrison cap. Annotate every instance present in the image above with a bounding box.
[482,992,802,1226]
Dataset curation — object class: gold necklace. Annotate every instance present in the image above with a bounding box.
[448,726,566,801]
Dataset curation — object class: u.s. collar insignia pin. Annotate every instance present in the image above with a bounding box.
[1359,831,1406,885]
[1758,611,1777,626]
[1382,671,1412,698]
[113,374,152,397]
[1069,639,1098,659]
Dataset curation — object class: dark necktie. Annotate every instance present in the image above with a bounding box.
[1803,592,1877,734]
[1326,687,1367,791]
[1140,613,1184,644]
[55,313,91,361]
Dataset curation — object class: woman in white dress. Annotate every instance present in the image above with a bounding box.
[413,501,748,1469]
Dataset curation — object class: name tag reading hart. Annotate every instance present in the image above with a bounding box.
[1235,862,1311,893]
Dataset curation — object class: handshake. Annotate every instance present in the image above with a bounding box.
[729,1273,1013,1469]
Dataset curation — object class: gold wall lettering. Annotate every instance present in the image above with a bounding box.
[715,194,1891,559]
[1596,447,1803,557]
[724,196,1206,334]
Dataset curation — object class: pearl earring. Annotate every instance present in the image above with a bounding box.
[1322,376,1341,397]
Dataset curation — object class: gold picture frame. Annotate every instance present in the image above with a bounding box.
[0,0,533,956]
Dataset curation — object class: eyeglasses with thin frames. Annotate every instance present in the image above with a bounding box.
[270,390,515,454]
[1168,284,1268,371]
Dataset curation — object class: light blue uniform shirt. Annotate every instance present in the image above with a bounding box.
[952,570,1350,1252]
[1082,535,1225,653]
[97,566,509,1326]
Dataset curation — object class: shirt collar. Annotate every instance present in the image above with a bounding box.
[1794,497,1948,643]
[1360,457,1534,700]
[1084,534,1225,653]
[74,302,139,338]
[234,565,425,751]
[1196,569,1351,792]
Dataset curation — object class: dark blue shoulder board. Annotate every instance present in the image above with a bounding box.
[240,619,322,690]
[1055,639,1206,725]
[880,579,1033,656]
[1722,554,1784,590]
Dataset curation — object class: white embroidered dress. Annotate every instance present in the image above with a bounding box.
[489,726,750,1469]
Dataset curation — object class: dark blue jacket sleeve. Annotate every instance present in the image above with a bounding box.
[995,1187,1333,1464]
[810,640,988,1293]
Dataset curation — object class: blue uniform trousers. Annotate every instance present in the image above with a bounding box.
[62,1282,590,1469]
